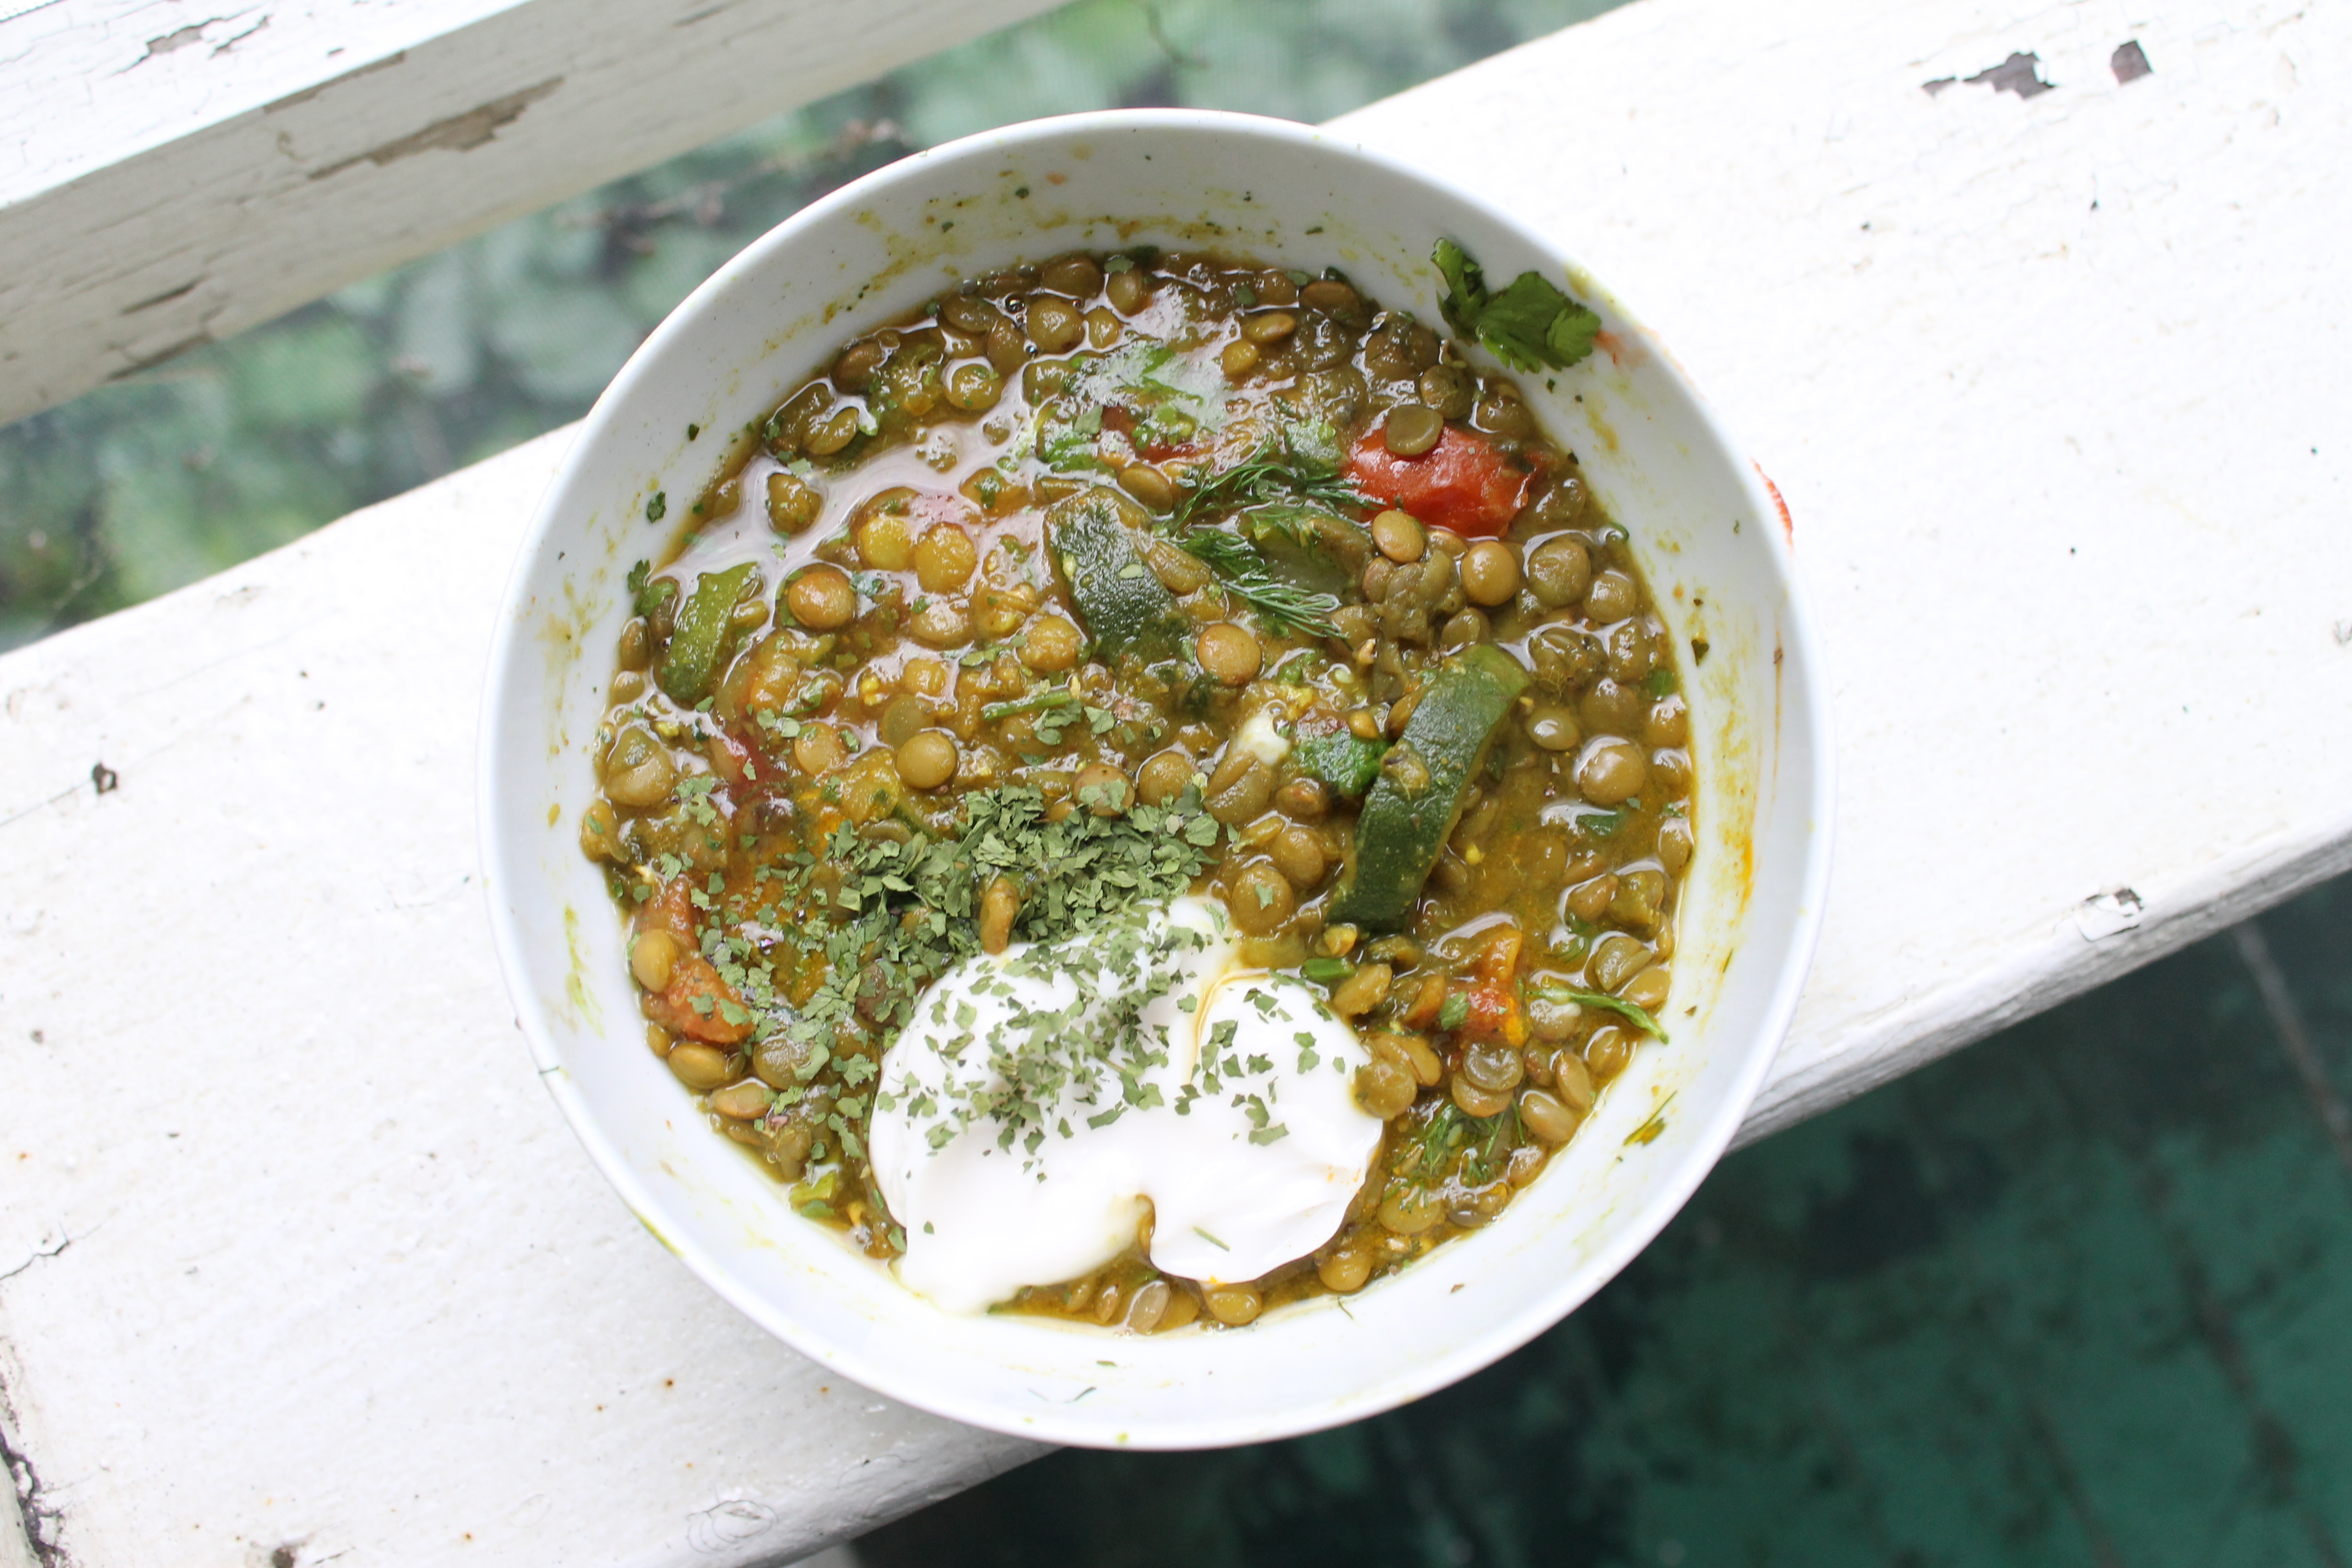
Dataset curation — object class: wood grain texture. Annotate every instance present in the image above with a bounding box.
[0,0,1064,428]
[1,0,2344,1560]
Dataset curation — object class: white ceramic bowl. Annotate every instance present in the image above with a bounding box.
[480,109,1832,1449]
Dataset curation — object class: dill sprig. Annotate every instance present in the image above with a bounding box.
[1172,525,1344,640]
[1168,435,1368,531]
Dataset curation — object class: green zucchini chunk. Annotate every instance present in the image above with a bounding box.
[1046,487,1186,662]
[658,561,758,704]
[1330,643,1530,930]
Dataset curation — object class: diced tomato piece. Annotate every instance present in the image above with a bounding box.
[1463,982,1528,1048]
[638,878,698,944]
[645,954,752,1044]
[1346,426,1528,537]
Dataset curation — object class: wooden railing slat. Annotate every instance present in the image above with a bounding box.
[0,0,1066,428]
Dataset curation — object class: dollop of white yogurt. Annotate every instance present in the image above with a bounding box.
[868,896,1379,1314]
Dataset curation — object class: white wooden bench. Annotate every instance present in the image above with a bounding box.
[3,0,2344,1561]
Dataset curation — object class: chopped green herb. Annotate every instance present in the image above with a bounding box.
[1172,525,1344,640]
[1432,238,1602,375]
[1170,433,1367,532]
[646,490,668,522]
[625,559,676,620]
[1534,985,1670,1041]
[1438,990,1471,1031]
[1193,1226,1230,1251]
[1292,729,1389,798]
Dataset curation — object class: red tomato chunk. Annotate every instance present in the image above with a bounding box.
[1347,426,1527,538]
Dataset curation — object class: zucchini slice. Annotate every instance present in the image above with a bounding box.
[658,562,758,704]
[1046,487,1186,662]
[1330,644,1530,930]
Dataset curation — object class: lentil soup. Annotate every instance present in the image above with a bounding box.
[577,243,1694,1332]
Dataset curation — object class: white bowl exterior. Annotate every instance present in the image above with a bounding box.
[480,111,1832,1449]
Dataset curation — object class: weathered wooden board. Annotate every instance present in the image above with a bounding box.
[0,0,1064,429]
[1,0,2343,1561]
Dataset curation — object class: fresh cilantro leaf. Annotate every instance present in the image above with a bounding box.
[1431,238,1601,374]
[1434,238,1489,339]
[625,559,676,619]
[1476,272,1603,374]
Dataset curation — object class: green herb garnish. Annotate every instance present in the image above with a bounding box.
[979,687,1081,724]
[625,559,676,620]
[1172,525,1344,640]
[1433,239,1602,375]
[1170,434,1367,531]
[1292,729,1389,798]
[1437,990,1471,1031]
[1534,986,1670,1041]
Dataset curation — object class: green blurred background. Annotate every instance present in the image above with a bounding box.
[9,3,2350,1564]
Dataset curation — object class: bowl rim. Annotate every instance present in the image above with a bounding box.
[479,105,1836,1448]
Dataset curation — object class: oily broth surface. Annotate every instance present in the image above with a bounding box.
[580,249,1694,1333]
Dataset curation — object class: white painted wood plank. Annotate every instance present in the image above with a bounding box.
[2,0,2345,1560]
[0,0,1065,428]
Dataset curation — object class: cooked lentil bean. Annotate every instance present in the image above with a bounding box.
[1460,541,1519,607]
[1586,568,1640,623]
[896,730,960,791]
[1576,739,1648,805]
[1071,761,1134,816]
[1371,509,1426,563]
[1525,536,1591,607]
[1585,1026,1635,1079]
[1526,705,1580,752]
[1329,962,1393,1018]
[1028,296,1085,353]
[630,929,684,991]
[1382,403,1444,456]
[1269,825,1327,889]
[786,565,857,630]
[1019,614,1084,672]
[1196,622,1263,684]
[1137,749,1196,806]
[1229,861,1295,935]
[1316,1245,1373,1294]
[668,1044,735,1092]
[1118,463,1176,512]
[1519,1088,1582,1145]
